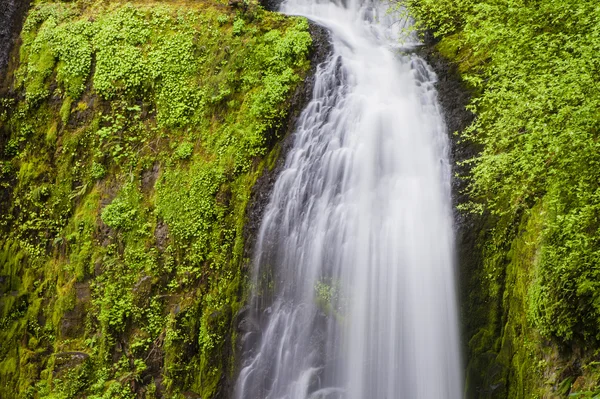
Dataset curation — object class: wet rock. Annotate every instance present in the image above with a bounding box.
[60,308,84,338]
[216,184,232,208]
[239,331,260,352]
[0,0,31,87]
[416,34,476,204]
[53,351,89,375]
[142,162,160,193]
[234,305,252,327]
[235,305,261,354]
[67,95,96,130]
[154,220,169,252]
[60,283,91,339]
[143,335,166,397]
[231,21,332,399]
[416,28,483,360]
[133,275,152,308]
[94,258,103,276]
[74,282,91,301]
[259,0,282,12]
[237,315,259,334]
[228,0,247,10]
[133,275,152,294]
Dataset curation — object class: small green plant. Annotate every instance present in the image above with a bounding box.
[232,18,245,35]
[100,185,140,231]
[90,162,106,180]
[174,141,194,160]
[217,14,229,25]
[60,96,72,124]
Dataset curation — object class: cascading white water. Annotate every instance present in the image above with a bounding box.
[234,0,462,398]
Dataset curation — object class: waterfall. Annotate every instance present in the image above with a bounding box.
[234,0,462,398]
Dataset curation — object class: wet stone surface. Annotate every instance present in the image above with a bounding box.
[0,0,30,84]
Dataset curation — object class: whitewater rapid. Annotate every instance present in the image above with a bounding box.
[234,0,462,398]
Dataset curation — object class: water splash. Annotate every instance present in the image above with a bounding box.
[234,1,462,398]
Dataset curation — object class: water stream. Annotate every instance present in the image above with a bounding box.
[234,0,462,398]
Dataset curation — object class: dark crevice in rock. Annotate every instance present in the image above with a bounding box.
[259,0,284,12]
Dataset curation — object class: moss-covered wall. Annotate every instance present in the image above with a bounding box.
[0,0,315,397]
[406,0,600,397]
[9,0,599,397]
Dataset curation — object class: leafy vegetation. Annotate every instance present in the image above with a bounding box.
[405,0,600,396]
[0,0,312,397]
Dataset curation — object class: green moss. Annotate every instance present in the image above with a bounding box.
[60,96,72,124]
[0,0,313,397]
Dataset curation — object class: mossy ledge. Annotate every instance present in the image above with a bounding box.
[0,0,327,397]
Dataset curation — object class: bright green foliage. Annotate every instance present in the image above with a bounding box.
[405,0,470,37]
[411,0,600,340]
[0,1,312,398]
[174,142,194,160]
[406,0,600,396]
[101,184,141,231]
[19,4,90,103]
[450,0,599,341]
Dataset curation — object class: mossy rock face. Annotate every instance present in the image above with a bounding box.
[0,0,317,397]
[405,0,600,397]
